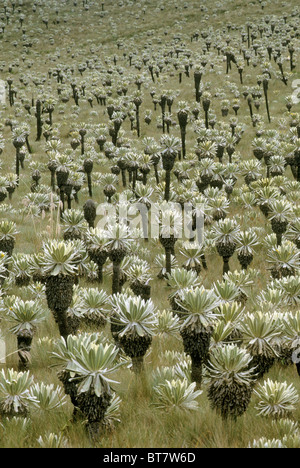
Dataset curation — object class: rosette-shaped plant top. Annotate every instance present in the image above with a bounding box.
[110,294,157,373]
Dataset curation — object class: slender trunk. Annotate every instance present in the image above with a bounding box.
[59,187,65,217]
[226,56,230,74]
[132,356,144,374]
[180,127,186,159]
[154,164,160,184]
[97,262,105,283]
[223,256,230,275]
[132,169,137,191]
[128,170,132,184]
[164,169,171,201]
[201,254,208,270]
[239,70,243,84]
[16,147,20,186]
[36,100,43,141]
[263,87,271,123]
[26,136,32,154]
[136,108,140,138]
[165,247,172,275]
[276,232,282,246]
[67,193,72,210]
[87,173,92,197]
[17,333,32,371]
[50,171,56,191]
[191,359,203,390]
[205,110,209,130]
[55,308,71,341]
[290,51,294,72]
[112,261,121,295]
[121,169,127,187]
[248,100,253,121]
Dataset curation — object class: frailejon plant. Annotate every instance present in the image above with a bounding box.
[5,299,48,371]
[109,294,157,374]
[50,332,112,423]
[212,218,240,275]
[61,209,89,241]
[282,311,300,376]
[206,344,257,421]
[0,369,38,418]
[103,222,134,295]
[152,379,202,412]
[41,239,88,339]
[160,135,180,202]
[0,221,18,258]
[176,286,220,388]
[79,287,110,329]
[63,341,123,439]
[240,311,281,379]
[29,383,67,414]
[254,379,299,420]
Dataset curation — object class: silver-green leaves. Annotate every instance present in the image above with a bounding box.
[153,379,202,412]
[254,379,299,419]
[41,239,88,276]
[110,294,157,338]
[176,286,220,330]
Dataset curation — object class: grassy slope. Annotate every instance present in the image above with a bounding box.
[0,0,300,448]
